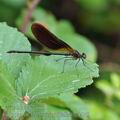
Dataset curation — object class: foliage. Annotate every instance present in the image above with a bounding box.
[0,22,99,119]
[0,0,25,25]
[82,71,120,120]
[76,0,120,33]
[1,0,119,120]
[0,0,120,120]
[42,94,90,119]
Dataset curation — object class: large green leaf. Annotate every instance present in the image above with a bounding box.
[26,103,72,120]
[58,94,89,120]
[0,22,31,79]
[0,61,19,116]
[13,55,98,119]
[41,94,89,120]
[16,56,99,102]
[0,22,31,119]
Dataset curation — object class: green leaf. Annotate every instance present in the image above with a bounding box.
[0,22,32,119]
[5,99,72,120]
[30,103,72,120]
[0,61,18,113]
[55,20,75,34]
[6,100,27,120]
[96,80,114,97]
[16,56,99,102]
[7,100,72,120]
[0,63,26,120]
[0,63,29,120]
[0,22,31,79]
[110,73,120,89]
[96,72,120,100]
[42,94,89,120]
[57,94,89,120]
[88,101,120,120]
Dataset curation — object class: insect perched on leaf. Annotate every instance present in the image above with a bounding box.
[7,23,87,71]
[8,23,86,60]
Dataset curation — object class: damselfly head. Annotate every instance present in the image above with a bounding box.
[81,53,86,59]
[71,50,86,60]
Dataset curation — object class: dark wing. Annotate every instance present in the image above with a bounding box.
[31,23,74,52]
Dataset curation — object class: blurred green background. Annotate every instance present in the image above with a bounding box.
[0,0,120,119]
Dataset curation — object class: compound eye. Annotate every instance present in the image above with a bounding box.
[82,53,86,59]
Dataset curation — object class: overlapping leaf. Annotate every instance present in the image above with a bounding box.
[41,94,89,120]
[0,22,31,79]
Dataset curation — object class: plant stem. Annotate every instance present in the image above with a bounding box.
[2,112,7,120]
[20,0,41,33]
